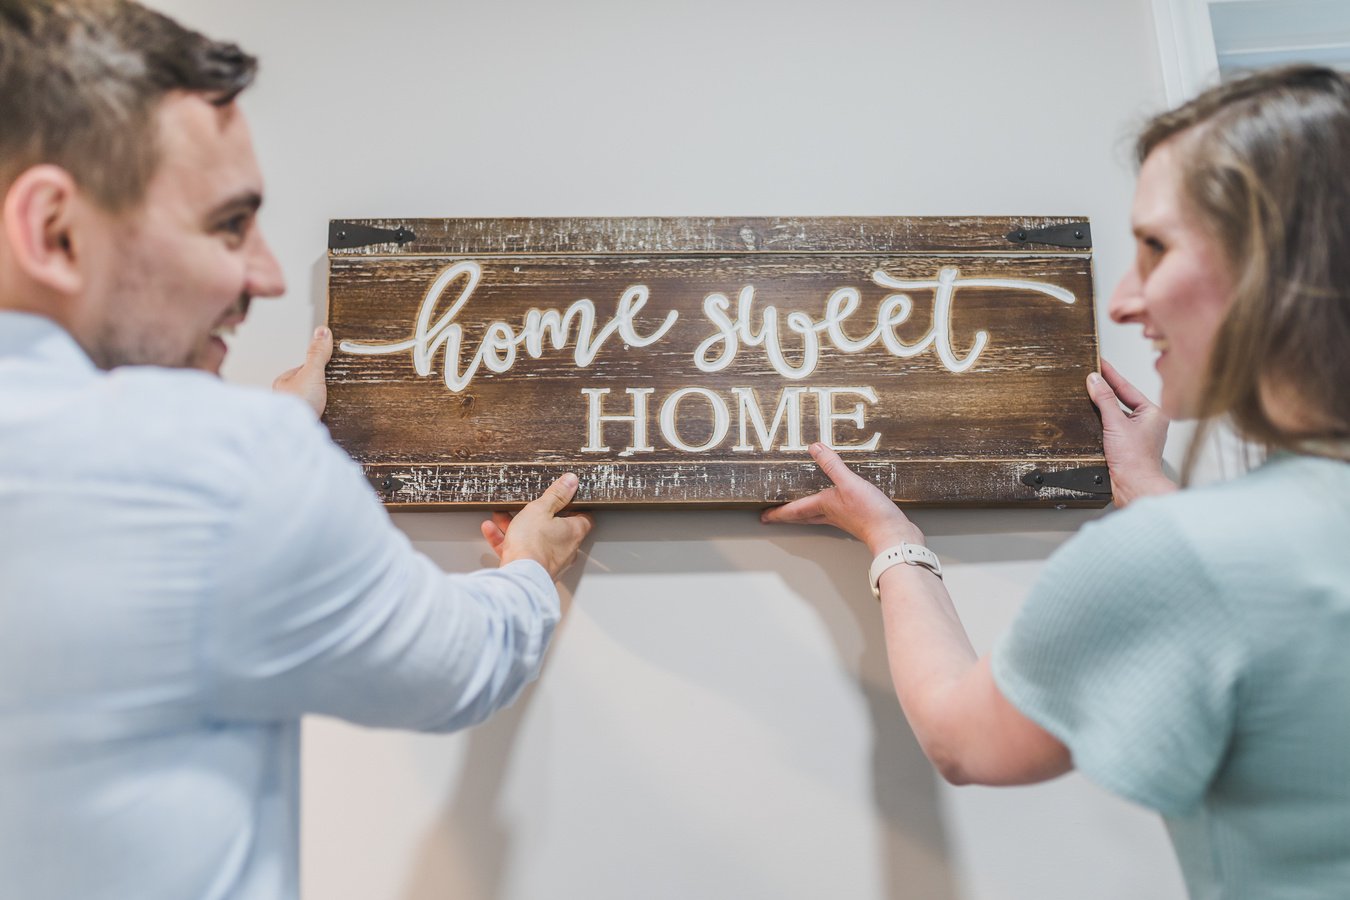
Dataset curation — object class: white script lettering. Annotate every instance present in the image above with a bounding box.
[339,261,680,392]
[693,267,1076,379]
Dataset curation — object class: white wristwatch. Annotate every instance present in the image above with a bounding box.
[869,542,943,598]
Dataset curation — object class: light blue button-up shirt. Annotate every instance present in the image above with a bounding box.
[0,312,560,899]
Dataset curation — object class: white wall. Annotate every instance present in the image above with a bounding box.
[153,1,1186,897]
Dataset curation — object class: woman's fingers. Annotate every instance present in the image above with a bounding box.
[1087,371,1130,426]
[761,490,832,525]
[808,442,859,487]
[1099,358,1152,412]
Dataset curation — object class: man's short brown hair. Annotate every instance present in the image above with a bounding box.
[0,0,257,210]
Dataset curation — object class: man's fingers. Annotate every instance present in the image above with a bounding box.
[569,512,595,537]
[1099,358,1151,411]
[490,511,514,532]
[562,514,594,549]
[271,365,300,390]
[480,519,505,555]
[536,472,580,514]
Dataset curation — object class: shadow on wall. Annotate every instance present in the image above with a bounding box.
[386,506,1095,899]
[790,529,963,900]
[401,675,539,900]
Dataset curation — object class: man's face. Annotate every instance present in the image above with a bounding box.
[83,93,285,373]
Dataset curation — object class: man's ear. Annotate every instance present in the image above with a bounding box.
[2,164,85,296]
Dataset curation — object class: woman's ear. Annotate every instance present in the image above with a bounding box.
[2,164,85,296]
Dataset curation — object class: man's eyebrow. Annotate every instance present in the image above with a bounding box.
[207,191,263,221]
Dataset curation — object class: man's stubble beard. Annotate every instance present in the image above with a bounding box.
[86,236,196,371]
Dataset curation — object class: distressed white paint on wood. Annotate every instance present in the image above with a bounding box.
[326,217,1106,507]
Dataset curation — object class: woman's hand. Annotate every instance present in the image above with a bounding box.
[1087,359,1176,508]
[764,444,1072,787]
[760,442,922,554]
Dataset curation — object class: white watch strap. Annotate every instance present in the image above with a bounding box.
[869,542,942,598]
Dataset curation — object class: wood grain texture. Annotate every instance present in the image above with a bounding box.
[325,216,1108,508]
[329,216,1091,256]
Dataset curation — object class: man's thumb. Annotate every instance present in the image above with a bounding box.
[307,327,333,367]
[540,472,580,513]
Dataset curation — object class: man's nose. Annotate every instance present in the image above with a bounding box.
[1107,265,1144,324]
[247,228,286,299]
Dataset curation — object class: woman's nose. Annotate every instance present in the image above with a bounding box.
[1107,265,1144,324]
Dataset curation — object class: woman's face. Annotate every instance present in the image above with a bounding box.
[1108,139,1235,420]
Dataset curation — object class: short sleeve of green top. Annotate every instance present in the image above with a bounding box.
[991,454,1350,897]
[992,496,1243,814]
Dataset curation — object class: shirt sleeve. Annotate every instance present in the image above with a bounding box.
[197,396,560,733]
[991,499,1244,815]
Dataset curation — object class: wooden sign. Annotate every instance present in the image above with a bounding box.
[324,217,1109,508]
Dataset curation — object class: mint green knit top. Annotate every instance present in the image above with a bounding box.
[993,453,1350,899]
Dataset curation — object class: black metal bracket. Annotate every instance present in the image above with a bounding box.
[1006,222,1092,249]
[367,471,406,494]
[329,221,417,250]
[1021,465,1112,496]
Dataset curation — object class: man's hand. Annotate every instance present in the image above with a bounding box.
[1087,359,1176,508]
[761,443,922,555]
[273,327,333,418]
[480,473,595,581]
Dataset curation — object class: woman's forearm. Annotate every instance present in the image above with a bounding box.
[876,565,981,782]
[876,565,1072,786]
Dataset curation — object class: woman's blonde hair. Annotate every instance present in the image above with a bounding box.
[1137,66,1350,473]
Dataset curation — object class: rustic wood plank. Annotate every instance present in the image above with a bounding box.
[358,460,1110,509]
[328,215,1091,256]
[324,216,1107,508]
